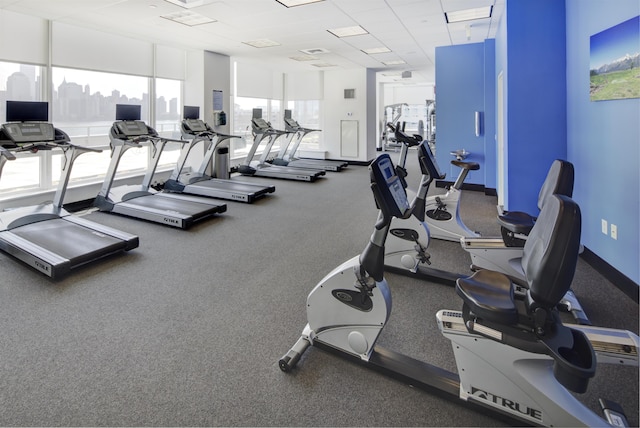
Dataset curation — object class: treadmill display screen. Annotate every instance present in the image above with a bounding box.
[115,104,141,121]
[184,105,200,120]
[6,101,48,122]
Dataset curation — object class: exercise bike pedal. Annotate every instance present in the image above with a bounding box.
[599,398,630,427]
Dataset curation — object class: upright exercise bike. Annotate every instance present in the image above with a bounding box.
[279,153,638,427]
[423,149,481,242]
[383,125,462,285]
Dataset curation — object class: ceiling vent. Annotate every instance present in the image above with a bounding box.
[300,48,331,55]
[401,71,412,79]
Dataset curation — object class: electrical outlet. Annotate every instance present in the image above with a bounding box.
[601,219,608,235]
[611,224,618,240]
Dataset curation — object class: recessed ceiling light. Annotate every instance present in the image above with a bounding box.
[362,47,391,55]
[445,6,493,23]
[327,25,368,38]
[161,11,216,26]
[312,62,336,68]
[276,0,324,7]
[290,55,318,61]
[243,39,281,48]
[382,60,406,66]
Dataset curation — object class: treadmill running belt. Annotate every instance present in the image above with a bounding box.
[10,218,126,263]
[125,194,223,215]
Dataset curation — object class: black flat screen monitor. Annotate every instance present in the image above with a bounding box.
[284,109,292,119]
[183,105,200,120]
[115,104,141,121]
[6,101,48,122]
[252,108,263,119]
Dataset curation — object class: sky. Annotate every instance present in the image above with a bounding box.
[590,15,640,69]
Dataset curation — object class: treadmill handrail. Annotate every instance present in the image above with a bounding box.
[169,130,242,181]
[0,146,17,161]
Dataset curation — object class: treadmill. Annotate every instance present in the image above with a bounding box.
[94,104,226,229]
[162,106,275,203]
[272,110,348,172]
[237,109,325,182]
[0,101,139,279]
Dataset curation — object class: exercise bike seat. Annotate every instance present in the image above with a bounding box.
[456,269,517,324]
[456,195,594,394]
[458,194,581,322]
[451,160,480,171]
[497,159,574,236]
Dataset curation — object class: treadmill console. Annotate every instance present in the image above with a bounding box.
[284,118,299,130]
[252,118,270,130]
[2,122,55,143]
[183,119,208,133]
[114,120,150,137]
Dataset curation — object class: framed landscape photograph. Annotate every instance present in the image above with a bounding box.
[590,15,640,101]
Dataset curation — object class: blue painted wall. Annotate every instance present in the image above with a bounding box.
[565,0,640,284]
[435,0,639,284]
[501,0,568,214]
[435,42,492,186]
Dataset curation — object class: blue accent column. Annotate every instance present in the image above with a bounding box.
[502,0,567,213]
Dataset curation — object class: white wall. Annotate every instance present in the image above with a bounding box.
[184,51,205,112]
[204,51,231,134]
[322,68,373,162]
[388,84,435,105]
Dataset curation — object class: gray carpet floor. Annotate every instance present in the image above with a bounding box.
[0,154,638,427]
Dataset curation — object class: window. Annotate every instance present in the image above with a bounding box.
[0,61,45,195]
[286,100,321,150]
[1,64,182,199]
[232,96,283,160]
[51,67,151,185]
[155,78,182,170]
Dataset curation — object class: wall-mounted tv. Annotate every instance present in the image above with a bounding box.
[6,101,48,122]
[115,104,141,121]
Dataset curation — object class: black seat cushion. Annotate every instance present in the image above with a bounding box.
[497,160,574,235]
[456,270,518,325]
[451,160,480,171]
[496,211,535,234]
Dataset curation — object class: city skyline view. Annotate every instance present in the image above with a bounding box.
[0,63,180,130]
